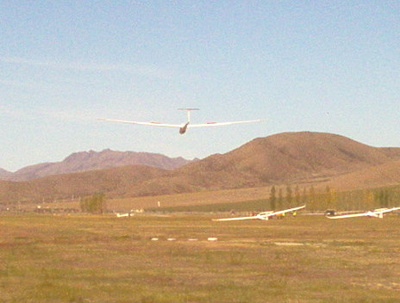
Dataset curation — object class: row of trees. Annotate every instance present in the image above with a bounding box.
[72,186,400,214]
[268,185,400,211]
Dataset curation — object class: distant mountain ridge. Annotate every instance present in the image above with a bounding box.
[1,149,194,181]
[2,132,400,203]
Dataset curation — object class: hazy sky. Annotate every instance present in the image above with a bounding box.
[1,1,399,171]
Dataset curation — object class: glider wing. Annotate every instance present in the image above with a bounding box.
[267,205,306,217]
[375,206,400,214]
[326,212,370,219]
[98,118,182,128]
[189,119,261,128]
[213,205,305,222]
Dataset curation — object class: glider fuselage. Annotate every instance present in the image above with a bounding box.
[179,122,190,134]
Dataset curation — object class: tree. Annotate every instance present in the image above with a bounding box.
[295,185,301,206]
[365,190,374,209]
[277,188,283,209]
[80,193,107,214]
[269,186,277,210]
[286,185,293,207]
[325,185,332,210]
[301,187,307,206]
[375,189,390,208]
[308,185,316,211]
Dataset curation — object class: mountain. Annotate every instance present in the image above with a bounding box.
[2,131,400,203]
[126,131,400,196]
[2,149,193,181]
[0,168,12,179]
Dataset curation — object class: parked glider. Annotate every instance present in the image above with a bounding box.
[326,206,400,219]
[115,212,134,218]
[213,205,306,221]
[99,108,261,134]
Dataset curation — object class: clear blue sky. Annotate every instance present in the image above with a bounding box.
[1,1,399,172]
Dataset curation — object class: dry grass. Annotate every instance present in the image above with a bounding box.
[110,187,273,210]
[1,213,399,302]
[35,186,273,211]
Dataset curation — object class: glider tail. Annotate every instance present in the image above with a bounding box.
[178,108,199,123]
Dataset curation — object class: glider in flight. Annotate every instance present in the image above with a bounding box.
[99,108,261,134]
[213,205,306,221]
[326,206,400,219]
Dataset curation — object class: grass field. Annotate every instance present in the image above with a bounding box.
[1,213,399,302]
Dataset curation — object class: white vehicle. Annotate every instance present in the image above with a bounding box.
[213,205,305,221]
[326,206,400,219]
[99,108,260,135]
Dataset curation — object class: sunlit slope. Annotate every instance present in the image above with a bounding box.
[326,159,400,190]
[136,131,400,194]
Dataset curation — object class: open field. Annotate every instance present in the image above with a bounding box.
[1,213,399,302]
[33,186,273,212]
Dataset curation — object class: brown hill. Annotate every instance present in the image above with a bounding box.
[3,149,192,181]
[132,131,400,195]
[0,168,12,179]
[326,159,400,190]
[0,165,168,203]
[2,131,400,203]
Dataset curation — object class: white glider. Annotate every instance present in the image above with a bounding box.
[213,205,306,221]
[326,206,400,219]
[99,108,261,134]
[115,212,134,218]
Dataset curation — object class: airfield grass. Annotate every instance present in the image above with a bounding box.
[0,214,399,303]
[147,198,272,213]
[39,187,273,212]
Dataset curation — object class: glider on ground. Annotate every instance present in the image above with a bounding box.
[326,206,400,219]
[213,205,306,221]
[99,108,261,134]
[115,212,134,218]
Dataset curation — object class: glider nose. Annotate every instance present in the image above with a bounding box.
[179,122,189,134]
